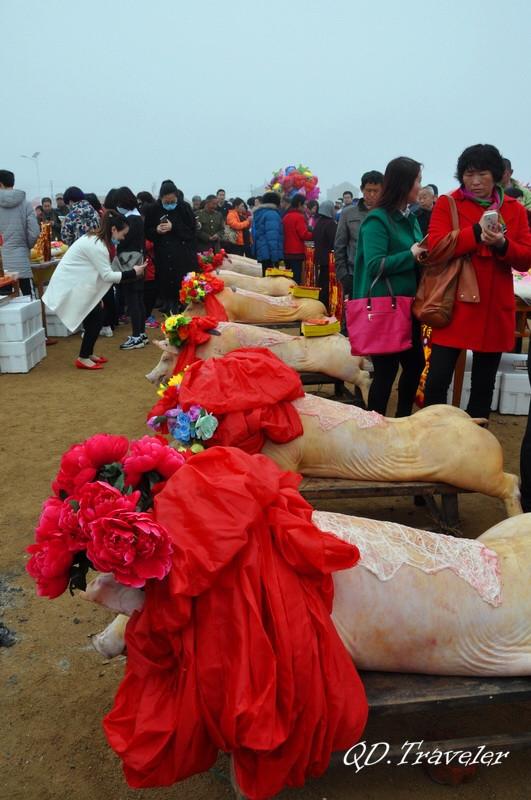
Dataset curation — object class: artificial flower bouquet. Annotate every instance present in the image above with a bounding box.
[179,271,224,306]
[197,248,226,273]
[26,434,187,599]
[148,372,219,451]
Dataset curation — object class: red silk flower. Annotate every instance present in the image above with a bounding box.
[86,510,173,588]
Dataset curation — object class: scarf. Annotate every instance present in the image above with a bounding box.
[461,184,505,210]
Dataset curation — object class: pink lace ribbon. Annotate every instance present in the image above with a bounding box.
[313,510,501,607]
[293,394,385,430]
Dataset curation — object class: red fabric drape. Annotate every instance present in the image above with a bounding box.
[178,348,305,453]
[204,292,228,322]
[171,316,218,375]
[104,447,367,799]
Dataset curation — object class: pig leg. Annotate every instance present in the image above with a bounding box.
[81,575,145,659]
[91,614,129,658]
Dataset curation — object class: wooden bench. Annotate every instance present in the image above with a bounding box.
[252,320,301,331]
[329,672,531,766]
[299,477,470,533]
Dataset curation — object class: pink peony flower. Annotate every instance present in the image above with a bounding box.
[26,539,74,599]
[52,434,129,498]
[77,481,140,528]
[86,510,173,588]
[35,497,64,542]
[123,436,185,488]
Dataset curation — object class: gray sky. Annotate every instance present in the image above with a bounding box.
[2,0,530,203]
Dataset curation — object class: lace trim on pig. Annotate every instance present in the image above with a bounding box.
[293,394,385,430]
[217,321,296,349]
[233,288,296,307]
[312,510,501,607]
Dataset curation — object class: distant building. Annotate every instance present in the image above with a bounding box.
[326,181,359,202]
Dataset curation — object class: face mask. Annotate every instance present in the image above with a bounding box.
[111,237,120,246]
[116,206,129,215]
[162,202,177,211]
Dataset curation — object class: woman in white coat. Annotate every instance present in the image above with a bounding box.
[43,210,145,369]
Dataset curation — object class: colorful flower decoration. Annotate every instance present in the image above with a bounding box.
[148,372,218,451]
[197,248,226,273]
[265,164,320,201]
[179,271,224,306]
[26,435,186,598]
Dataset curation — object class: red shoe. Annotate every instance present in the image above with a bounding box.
[75,358,103,370]
[90,355,109,364]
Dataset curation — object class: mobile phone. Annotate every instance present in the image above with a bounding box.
[160,214,169,223]
[481,210,499,231]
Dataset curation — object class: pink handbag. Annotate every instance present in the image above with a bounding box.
[346,259,414,356]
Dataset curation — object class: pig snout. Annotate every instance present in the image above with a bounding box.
[145,351,176,384]
[81,574,145,615]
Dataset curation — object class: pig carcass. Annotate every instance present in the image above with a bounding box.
[261,396,521,516]
[185,287,327,323]
[222,254,262,277]
[83,512,531,676]
[145,322,371,401]
[216,269,295,296]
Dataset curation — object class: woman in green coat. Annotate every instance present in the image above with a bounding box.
[352,157,427,416]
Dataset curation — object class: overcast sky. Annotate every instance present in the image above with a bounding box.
[2,0,530,203]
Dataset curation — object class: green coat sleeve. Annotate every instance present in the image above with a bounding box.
[362,216,416,281]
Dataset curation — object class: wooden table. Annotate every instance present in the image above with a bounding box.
[299,477,469,532]
[0,274,20,298]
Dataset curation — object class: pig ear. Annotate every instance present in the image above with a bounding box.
[154,339,179,354]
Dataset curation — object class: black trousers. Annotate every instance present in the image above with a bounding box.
[424,345,501,418]
[144,279,158,318]
[122,278,145,336]
[368,320,425,417]
[19,277,33,296]
[102,287,118,328]
[520,356,531,512]
[224,243,244,256]
[79,303,103,358]
[316,263,329,312]
[284,257,304,284]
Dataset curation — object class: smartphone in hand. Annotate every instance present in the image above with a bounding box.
[481,210,499,231]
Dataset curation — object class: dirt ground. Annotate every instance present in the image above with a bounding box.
[1,324,530,800]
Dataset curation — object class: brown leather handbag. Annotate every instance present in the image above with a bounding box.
[412,195,480,328]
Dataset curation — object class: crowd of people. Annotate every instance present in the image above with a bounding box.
[2,144,531,504]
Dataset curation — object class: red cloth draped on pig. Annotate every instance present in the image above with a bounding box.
[104,447,367,800]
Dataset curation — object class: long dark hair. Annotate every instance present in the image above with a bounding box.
[377,157,422,213]
[88,209,128,247]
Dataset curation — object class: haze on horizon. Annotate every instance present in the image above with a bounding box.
[2,0,530,203]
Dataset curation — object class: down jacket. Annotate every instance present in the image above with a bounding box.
[252,204,283,262]
[0,189,40,278]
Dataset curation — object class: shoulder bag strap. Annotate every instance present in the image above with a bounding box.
[446,194,460,232]
[367,258,395,308]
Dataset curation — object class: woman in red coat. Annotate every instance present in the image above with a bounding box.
[282,193,313,283]
[423,144,531,418]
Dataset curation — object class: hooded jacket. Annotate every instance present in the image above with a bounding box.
[0,189,40,278]
[251,204,283,262]
[313,201,337,267]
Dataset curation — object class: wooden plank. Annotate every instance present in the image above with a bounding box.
[360,671,531,716]
[299,477,469,499]
[329,733,531,767]
[252,321,301,330]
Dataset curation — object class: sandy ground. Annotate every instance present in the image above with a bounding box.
[1,324,530,800]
